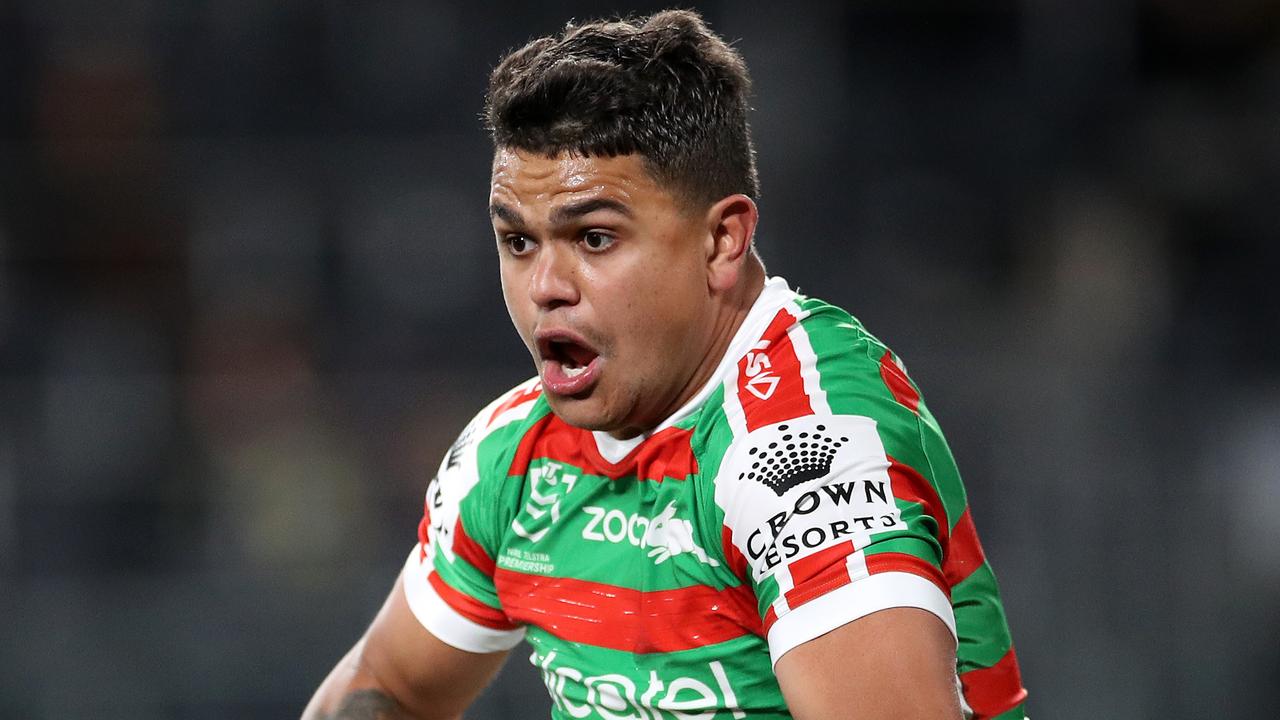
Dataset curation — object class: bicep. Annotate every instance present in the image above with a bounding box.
[774,607,962,720]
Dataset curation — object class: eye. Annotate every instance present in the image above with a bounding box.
[503,235,537,256]
[582,231,615,252]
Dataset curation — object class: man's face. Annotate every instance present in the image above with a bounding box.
[490,149,718,438]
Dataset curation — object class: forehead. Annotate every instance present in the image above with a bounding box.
[489,148,670,211]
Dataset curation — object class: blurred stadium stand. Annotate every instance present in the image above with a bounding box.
[0,0,1277,717]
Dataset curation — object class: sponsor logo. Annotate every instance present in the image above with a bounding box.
[745,478,903,574]
[533,648,746,720]
[736,423,846,496]
[512,461,579,543]
[742,340,779,400]
[581,502,719,567]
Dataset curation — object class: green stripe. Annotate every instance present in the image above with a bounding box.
[951,562,1015,672]
[693,382,732,480]
[796,298,967,529]
[860,533,942,568]
[913,404,968,531]
[434,553,504,611]
[502,466,718,591]
[692,383,764,592]
[524,628,789,718]
[466,401,553,551]
[754,573,780,617]
[989,703,1028,720]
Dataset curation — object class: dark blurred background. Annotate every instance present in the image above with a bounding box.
[1,0,1277,717]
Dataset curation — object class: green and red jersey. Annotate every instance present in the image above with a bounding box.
[403,277,1028,719]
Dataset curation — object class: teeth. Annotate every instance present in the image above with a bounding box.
[563,365,586,378]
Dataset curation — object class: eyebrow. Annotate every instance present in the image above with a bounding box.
[549,198,633,226]
[489,202,526,229]
[488,198,634,230]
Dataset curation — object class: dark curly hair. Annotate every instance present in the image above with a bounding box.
[485,9,759,209]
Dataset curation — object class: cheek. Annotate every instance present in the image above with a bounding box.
[500,270,534,335]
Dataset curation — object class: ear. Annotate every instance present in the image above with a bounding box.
[703,194,758,293]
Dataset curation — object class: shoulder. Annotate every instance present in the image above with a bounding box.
[701,291,941,506]
[444,376,548,476]
[712,292,923,446]
[706,292,967,562]
[790,295,913,406]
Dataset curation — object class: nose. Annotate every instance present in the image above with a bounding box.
[528,242,580,310]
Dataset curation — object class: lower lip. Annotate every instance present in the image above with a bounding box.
[541,356,602,397]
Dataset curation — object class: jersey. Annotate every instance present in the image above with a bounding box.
[402,277,1028,719]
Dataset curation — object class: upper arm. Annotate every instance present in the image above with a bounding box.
[715,308,1026,717]
[713,309,966,703]
[774,607,962,720]
[715,409,958,666]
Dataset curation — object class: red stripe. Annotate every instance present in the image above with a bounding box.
[721,525,750,583]
[580,425,699,482]
[507,413,556,476]
[886,456,950,559]
[738,309,814,432]
[788,540,855,586]
[762,605,779,635]
[451,518,495,576]
[944,507,987,587]
[864,551,948,596]
[488,382,542,426]
[428,571,517,630]
[879,350,920,414]
[417,498,431,561]
[510,414,696,482]
[495,569,762,652]
[784,540,855,609]
[960,647,1028,719]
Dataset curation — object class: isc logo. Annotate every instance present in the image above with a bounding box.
[743,340,779,400]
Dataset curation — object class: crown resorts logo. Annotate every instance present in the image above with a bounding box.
[737,423,848,496]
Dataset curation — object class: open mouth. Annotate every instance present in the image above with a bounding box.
[546,339,597,376]
[536,332,602,395]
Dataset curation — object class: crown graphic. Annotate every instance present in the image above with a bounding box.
[737,424,848,496]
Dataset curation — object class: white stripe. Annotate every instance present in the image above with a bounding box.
[400,549,525,653]
[721,374,749,440]
[485,376,542,431]
[783,299,831,415]
[845,548,870,582]
[766,571,956,667]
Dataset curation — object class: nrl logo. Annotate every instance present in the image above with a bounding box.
[512,461,578,543]
[737,423,847,496]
